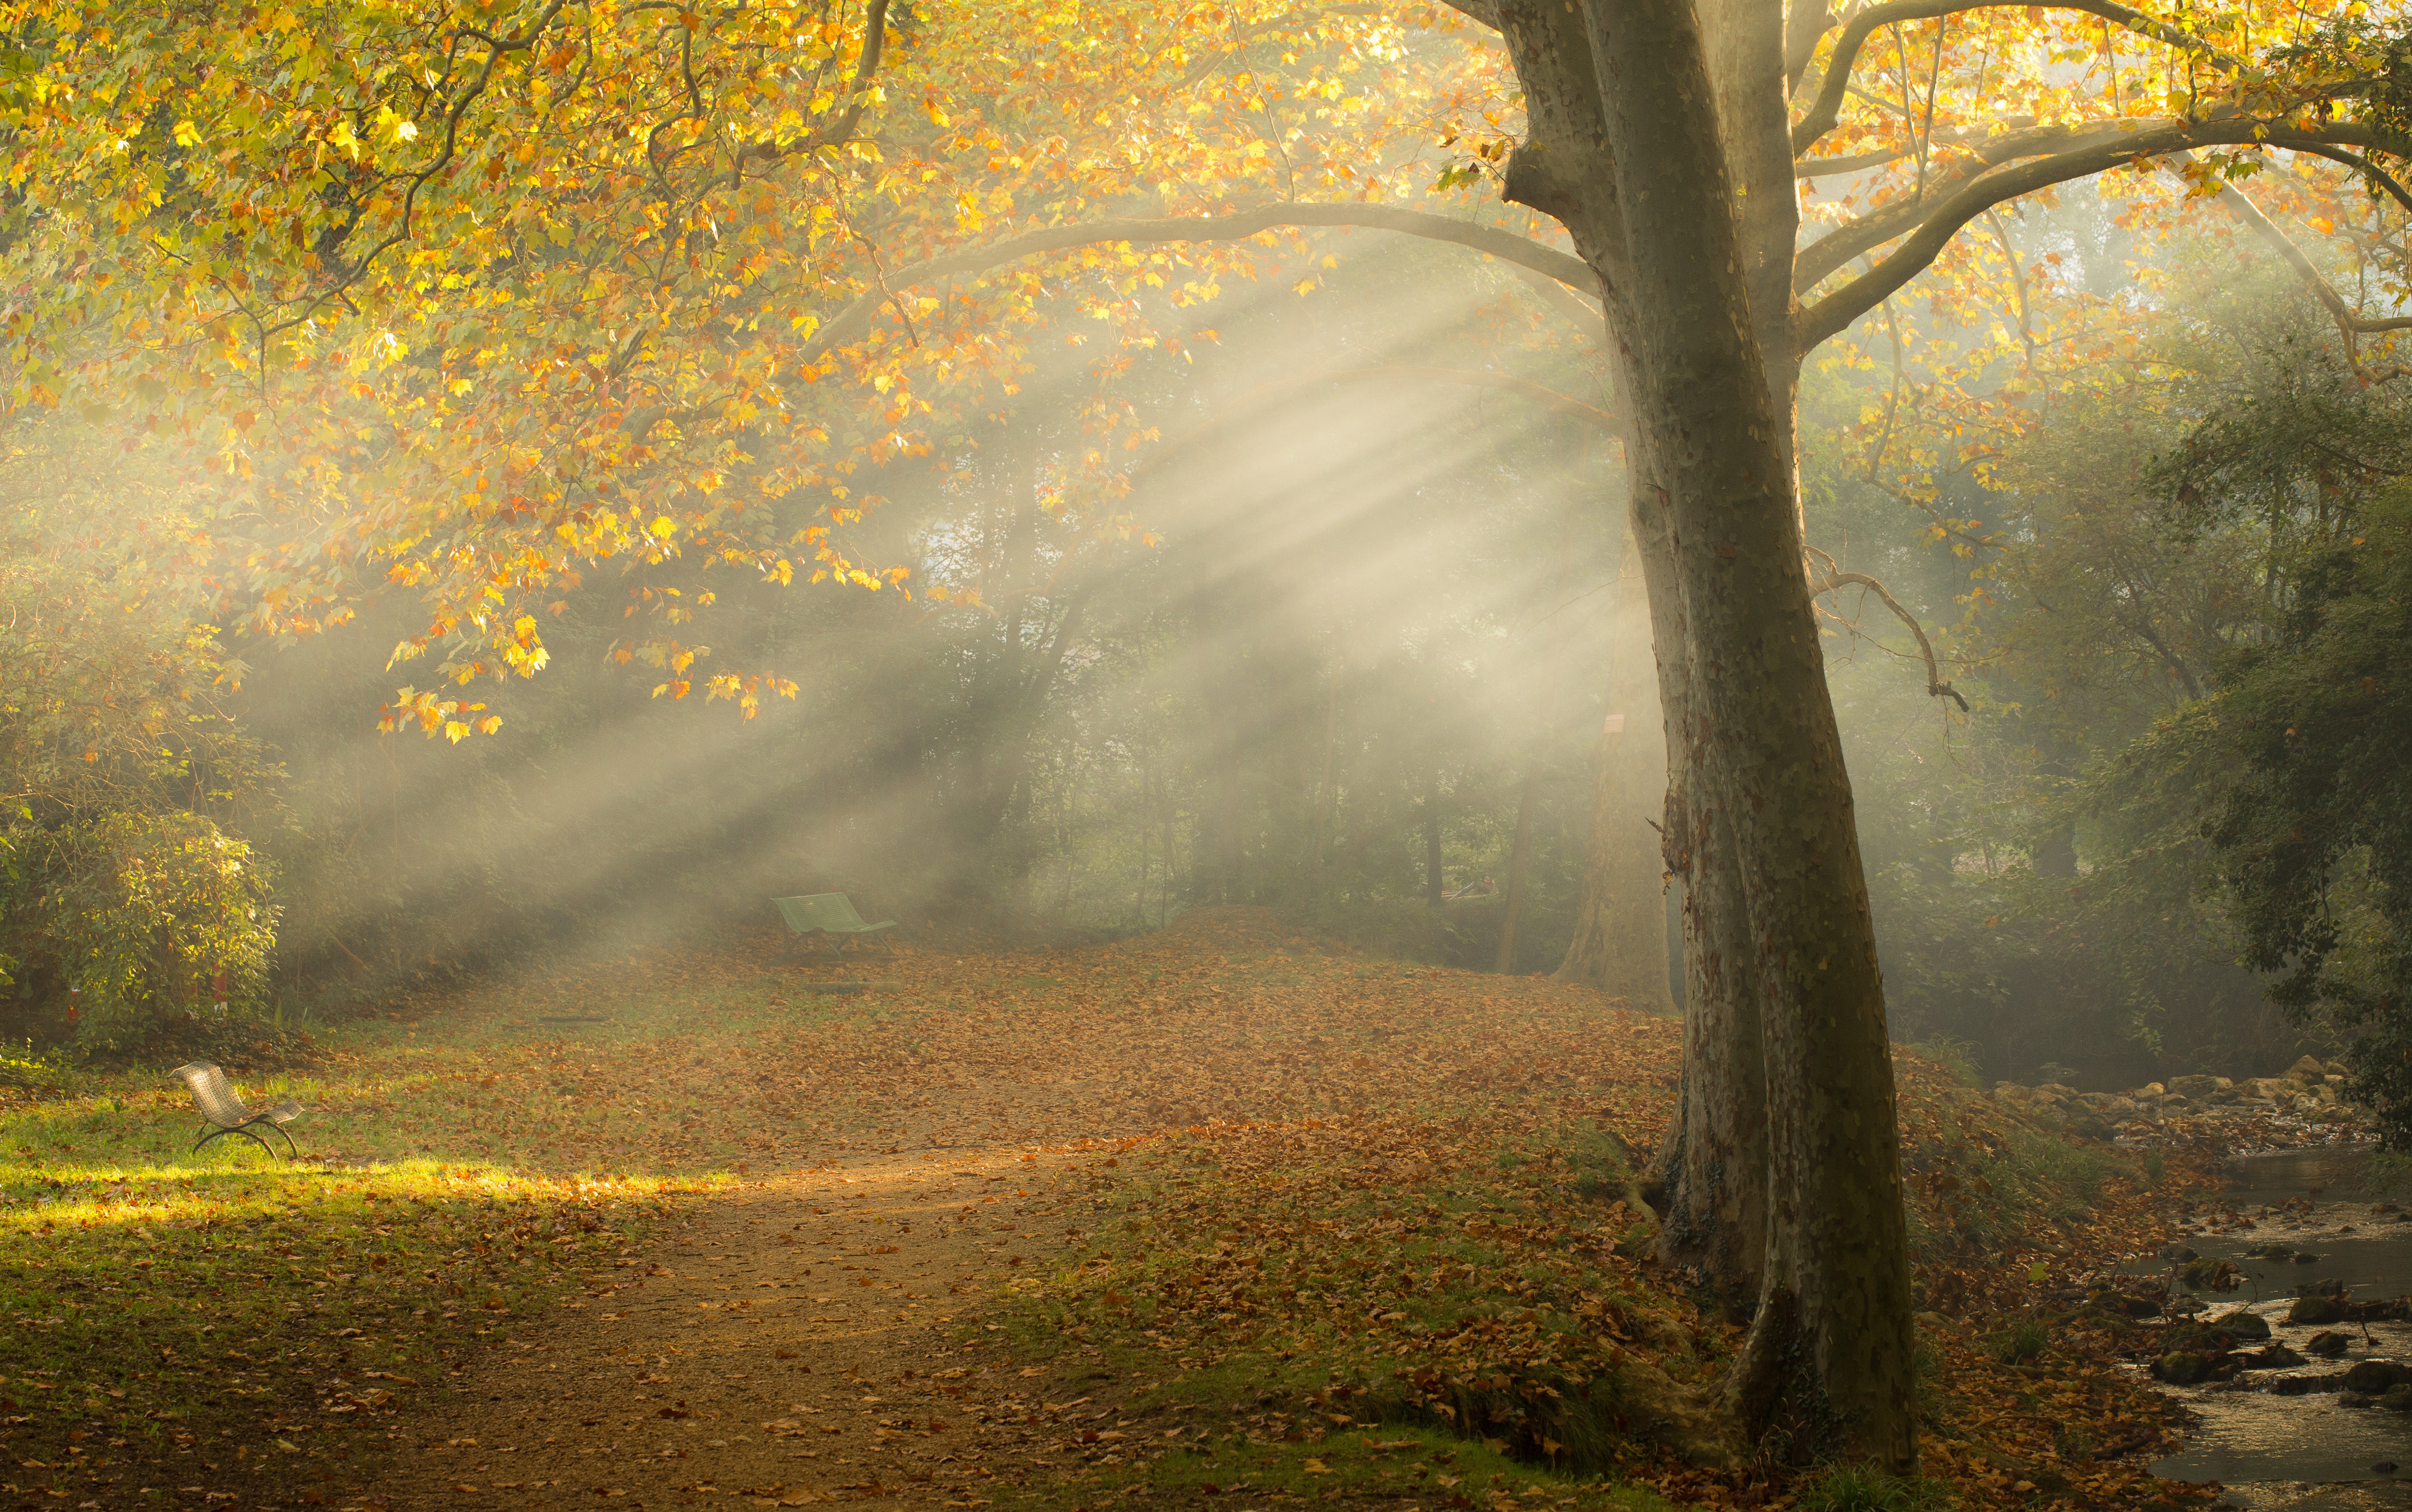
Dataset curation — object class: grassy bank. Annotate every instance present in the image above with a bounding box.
[979,1045,2213,1511]
[989,1109,1697,1509]
[0,939,884,1504]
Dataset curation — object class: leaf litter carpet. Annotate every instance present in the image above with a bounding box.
[357,908,1677,1510]
[336,906,2200,1512]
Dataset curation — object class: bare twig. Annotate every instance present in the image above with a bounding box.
[1806,547,1971,710]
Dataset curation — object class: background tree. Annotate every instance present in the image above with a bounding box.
[0,436,280,1043]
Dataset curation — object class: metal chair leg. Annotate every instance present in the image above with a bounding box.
[196,1125,278,1158]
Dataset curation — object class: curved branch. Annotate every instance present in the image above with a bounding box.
[1504,262,1606,331]
[731,0,894,173]
[2214,175,2412,337]
[256,0,570,344]
[798,204,1600,366]
[820,0,893,148]
[1795,116,2046,179]
[1794,119,2137,291]
[1798,145,1913,176]
[1791,0,2239,156]
[1808,553,1970,710]
[1793,118,2396,350]
[2287,140,2412,217]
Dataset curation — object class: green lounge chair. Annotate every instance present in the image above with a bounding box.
[773,892,898,954]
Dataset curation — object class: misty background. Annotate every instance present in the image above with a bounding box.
[2,182,2395,1095]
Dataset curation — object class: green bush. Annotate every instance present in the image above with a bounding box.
[0,507,282,1046]
[33,811,280,1045]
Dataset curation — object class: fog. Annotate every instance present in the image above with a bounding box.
[4,160,2402,1100]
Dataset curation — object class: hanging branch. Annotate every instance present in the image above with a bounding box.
[1806,547,1972,710]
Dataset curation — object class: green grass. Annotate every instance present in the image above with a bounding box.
[1986,1319,2049,1366]
[1036,1402,1684,1510]
[0,1150,667,1477]
[1796,1463,1955,1512]
[0,949,895,1494]
[1895,1062,2126,1257]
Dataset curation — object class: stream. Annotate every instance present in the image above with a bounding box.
[2136,1145,2412,1510]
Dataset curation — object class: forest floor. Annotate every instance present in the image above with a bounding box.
[0,907,2223,1512]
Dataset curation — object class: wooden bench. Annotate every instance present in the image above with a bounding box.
[170,1062,303,1159]
[773,892,898,955]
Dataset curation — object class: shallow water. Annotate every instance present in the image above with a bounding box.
[2136,1145,2412,1504]
[2215,1146,2402,1208]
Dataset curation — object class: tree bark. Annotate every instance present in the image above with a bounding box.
[1628,470,1769,1313]
[1553,561,1676,1009]
[1211,739,1243,904]
[1314,656,1342,879]
[1424,768,1445,906]
[1491,0,1915,1469]
[1583,0,1913,1466]
[1495,763,1541,972]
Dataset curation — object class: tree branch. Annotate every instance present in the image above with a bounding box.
[733,0,893,170]
[1793,117,2397,350]
[2287,141,2412,216]
[821,0,893,147]
[1807,551,1970,710]
[1793,119,2138,291]
[798,204,1600,366]
[1791,0,2239,156]
[255,0,570,344]
[2214,174,2412,337]
[1504,261,1607,330]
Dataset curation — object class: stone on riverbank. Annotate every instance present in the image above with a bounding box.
[2344,1359,2412,1394]
[2154,1351,2212,1385]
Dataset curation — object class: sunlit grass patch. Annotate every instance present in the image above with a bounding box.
[0,945,888,1499]
[0,1132,672,1488]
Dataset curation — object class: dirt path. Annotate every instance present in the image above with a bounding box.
[359,1142,1097,1511]
[339,916,1665,1511]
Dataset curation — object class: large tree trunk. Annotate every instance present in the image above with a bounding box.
[1490,0,1915,1469]
[1629,473,1768,1313]
[1494,762,1541,972]
[1553,563,1676,1008]
[1586,0,1913,1468]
